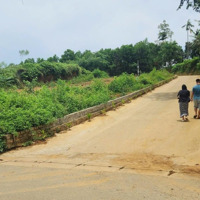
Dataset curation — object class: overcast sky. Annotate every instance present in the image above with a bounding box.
[0,0,199,64]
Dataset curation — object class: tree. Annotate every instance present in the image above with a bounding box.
[74,51,82,60]
[133,39,153,72]
[178,0,200,12]
[60,49,75,63]
[24,58,35,64]
[158,42,183,67]
[19,49,29,61]
[182,19,195,58]
[79,56,109,72]
[191,32,200,57]
[110,45,136,75]
[36,58,45,63]
[47,54,59,62]
[158,20,174,42]
[148,43,162,69]
[0,62,7,68]
[182,20,194,43]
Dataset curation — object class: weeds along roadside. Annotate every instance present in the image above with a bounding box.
[0,69,173,152]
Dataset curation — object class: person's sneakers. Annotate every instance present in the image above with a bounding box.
[194,115,197,119]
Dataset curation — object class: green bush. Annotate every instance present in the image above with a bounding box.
[109,69,173,94]
[108,73,137,93]
[138,74,153,85]
[0,135,6,153]
[170,57,200,74]
[92,69,109,78]
[18,63,42,82]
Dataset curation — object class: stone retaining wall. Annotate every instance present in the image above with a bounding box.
[5,76,176,150]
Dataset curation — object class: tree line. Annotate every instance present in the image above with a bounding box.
[15,39,184,76]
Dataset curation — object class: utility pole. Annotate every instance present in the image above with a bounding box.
[137,61,140,76]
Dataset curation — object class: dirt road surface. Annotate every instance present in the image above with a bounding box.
[1,75,200,200]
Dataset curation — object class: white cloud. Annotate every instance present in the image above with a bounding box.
[0,0,199,64]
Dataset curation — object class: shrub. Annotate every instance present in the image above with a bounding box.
[108,73,137,93]
[92,69,109,78]
[0,136,6,153]
[169,57,200,74]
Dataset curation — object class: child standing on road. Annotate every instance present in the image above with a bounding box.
[177,84,190,122]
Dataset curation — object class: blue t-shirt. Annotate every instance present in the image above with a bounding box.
[192,85,200,100]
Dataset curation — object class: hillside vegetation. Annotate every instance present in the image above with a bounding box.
[168,57,200,74]
[0,69,173,152]
[0,40,183,88]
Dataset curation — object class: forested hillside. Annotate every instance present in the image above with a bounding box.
[0,40,183,88]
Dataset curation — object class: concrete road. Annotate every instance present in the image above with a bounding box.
[1,76,200,199]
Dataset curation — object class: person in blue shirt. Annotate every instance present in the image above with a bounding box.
[191,79,200,119]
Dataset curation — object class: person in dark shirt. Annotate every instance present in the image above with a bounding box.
[177,84,190,122]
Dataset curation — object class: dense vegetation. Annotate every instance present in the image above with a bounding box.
[0,69,173,152]
[168,57,200,74]
[0,40,183,88]
[0,62,81,88]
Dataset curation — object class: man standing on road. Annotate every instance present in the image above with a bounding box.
[191,78,200,119]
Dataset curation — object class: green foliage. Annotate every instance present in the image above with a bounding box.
[19,49,29,61]
[0,135,6,153]
[145,68,173,82]
[178,0,200,12]
[92,69,109,78]
[78,56,109,72]
[0,69,172,152]
[112,102,116,110]
[191,33,200,57]
[1,40,185,89]
[108,73,138,93]
[70,73,94,84]
[108,69,173,94]
[19,63,42,82]
[60,49,76,63]
[23,79,38,93]
[170,57,200,74]
[158,42,183,67]
[0,62,81,88]
[158,20,173,41]
[87,113,92,121]
[66,122,72,130]
[22,141,33,147]
[121,99,125,104]
[0,65,19,88]
[101,108,106,115]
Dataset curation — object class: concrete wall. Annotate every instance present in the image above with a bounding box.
[5,77,176,150]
